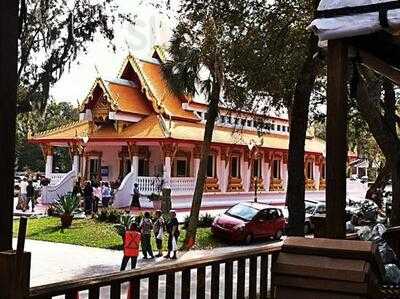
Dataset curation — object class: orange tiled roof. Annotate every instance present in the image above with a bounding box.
[125,56,199,121]
[107,82,152,116]
[121,115,166,139]
[29,121,91,141]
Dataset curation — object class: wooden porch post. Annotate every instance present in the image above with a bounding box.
[326,39,348,239]
[0,0,17,251]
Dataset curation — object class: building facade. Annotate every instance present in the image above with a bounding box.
[30,47,333,209]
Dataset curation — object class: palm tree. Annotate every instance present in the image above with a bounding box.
[163,18,224,250]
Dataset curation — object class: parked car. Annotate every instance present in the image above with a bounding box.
[211,202,286,244]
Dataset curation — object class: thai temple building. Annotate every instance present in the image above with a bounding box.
[29,46,342,209]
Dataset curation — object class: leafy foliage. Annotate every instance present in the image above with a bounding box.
[53,193,80,215]
[114,214,136,237]
[17,0,134,113]
[16,100,79,172]
[97,208,124,224]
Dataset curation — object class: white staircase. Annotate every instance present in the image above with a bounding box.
[40,170,77,204]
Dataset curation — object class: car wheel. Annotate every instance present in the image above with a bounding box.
[244,233,253,245]
[304,223,311,235]
[274,230,283,240]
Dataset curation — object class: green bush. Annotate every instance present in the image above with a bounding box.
[183,213,215,229]
[97,208,124,223]
[114,214,135,237]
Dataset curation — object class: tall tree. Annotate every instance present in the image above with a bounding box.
[0,0,17,251]
[17,0,134,113]
[16,101,79,172]
[356,69,400,224]
[163,14,224,249]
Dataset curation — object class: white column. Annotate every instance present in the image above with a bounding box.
[243,161,251,192]
[163,156,172,188]
[72,155,80,173]
[45,155,53,178]
[263,161,270,192]
[194,158,200,178]
[282,163,288,191]
[131,155,139,177]
[220,159,229,192]
[314,163,321,190]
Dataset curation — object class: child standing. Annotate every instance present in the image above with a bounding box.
[121,223,141,270]
[153,210,165,257]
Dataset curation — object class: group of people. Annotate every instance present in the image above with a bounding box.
[15,177,36,212]
[120,210,180,270]
[72,179,112,216]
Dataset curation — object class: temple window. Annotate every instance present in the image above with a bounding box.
[277,125,281,131]
[247,119,252,127]
[306,161,314,180]
[271,124,275,131]
[252,157,262,177]
[174,157,188,177]
[272,159,281,179]
[221,115,226,123]
[230,156,241,178]
[206,154,216,178]
[89,158,101,180]
[138,158,149,176]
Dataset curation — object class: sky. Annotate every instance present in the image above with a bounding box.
[50,0,177,104]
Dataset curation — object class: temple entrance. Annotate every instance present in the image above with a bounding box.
[89,158,101,181]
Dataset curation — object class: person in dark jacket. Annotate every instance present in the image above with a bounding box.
[26,180,35,212]
[83,181,93,216]
[130,183,141,210]
[164,210,179,259]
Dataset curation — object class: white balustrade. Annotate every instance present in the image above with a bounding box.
[48,173,68,186]
[171,177,196,195]
[41,170,77,204]
[137,176,163,195]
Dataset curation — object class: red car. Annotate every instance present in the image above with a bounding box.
[211,202,286,244]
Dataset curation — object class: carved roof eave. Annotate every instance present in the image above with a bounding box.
[153,45,168,63]
[117,53,172,118]
[79,77,119,112]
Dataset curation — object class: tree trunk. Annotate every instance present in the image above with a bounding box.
[366,161,390,199]
[183,82,220,250]
[0,0,18,250]
[383,80,400,226]
[286,0,320,236]
[356,73,400,225]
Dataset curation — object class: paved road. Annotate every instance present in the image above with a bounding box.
[18,239,279,298]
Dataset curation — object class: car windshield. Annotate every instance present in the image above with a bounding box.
[305,202,317,214]
[226,204,259,221]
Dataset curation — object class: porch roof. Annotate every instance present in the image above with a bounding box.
[29,115,326,154]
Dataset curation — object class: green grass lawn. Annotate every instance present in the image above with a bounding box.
[13,217,222,250]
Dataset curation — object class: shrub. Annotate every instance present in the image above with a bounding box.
[97,208,124,223]
[53,193,80,228]
[199,213,215,228]
[114,214,135,237]
[183,213,215,230]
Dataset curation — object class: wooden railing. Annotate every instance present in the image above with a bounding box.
[27,243,281,299]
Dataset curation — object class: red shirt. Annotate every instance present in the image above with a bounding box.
[124,231,141,257]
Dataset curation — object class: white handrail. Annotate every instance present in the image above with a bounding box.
[40,170,77,204]
[48,173,68,186]
[113,172,135,208]
[170,177,196,195]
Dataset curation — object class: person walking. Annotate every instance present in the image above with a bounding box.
[153,210,165,257]
[92,182,101,213]
[83,181,93,216]
[130,183,141,210]
[165,210,179,259]
[120,223,141,270]
[139,212,154,259]
[101,182,112,208]
[19,177,28,211]
[26,180,35,212]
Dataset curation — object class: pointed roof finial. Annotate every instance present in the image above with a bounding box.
[94,65,100,77]
[124,39,132,57]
